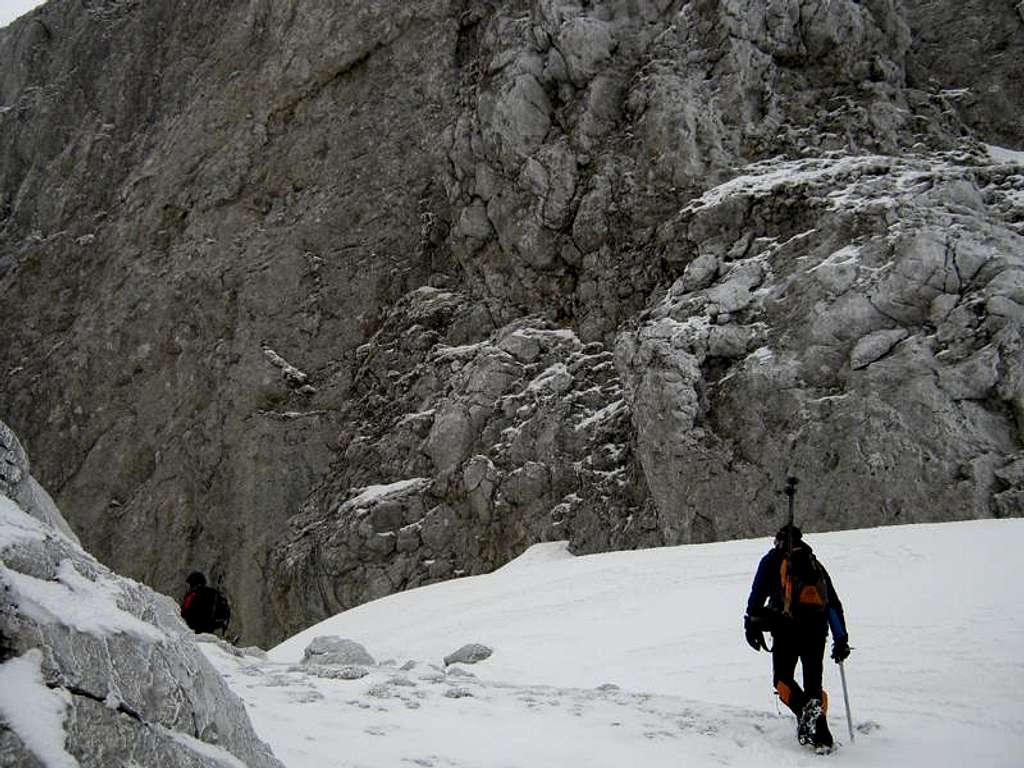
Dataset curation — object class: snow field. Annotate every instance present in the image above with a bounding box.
[204,519,1024,767]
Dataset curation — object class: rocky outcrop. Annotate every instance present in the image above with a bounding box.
[0,424,283,768]
[903,0,1024,149]
[1,419,78,545]
[617,150,1024,540]
[1,0,1022,645]
[269,289,646,637]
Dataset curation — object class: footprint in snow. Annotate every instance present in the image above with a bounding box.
[402,756,460,767]
[642,729,676,740]
[288,690,324,704]
[857,720,882,734]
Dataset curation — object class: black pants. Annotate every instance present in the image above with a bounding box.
[771,620,827,717]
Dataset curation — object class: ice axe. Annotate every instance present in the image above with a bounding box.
[781,477,797,616]
[838,660,855,743]
[784,475,798,528]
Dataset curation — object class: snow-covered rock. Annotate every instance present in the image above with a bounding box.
[443,643,493,666]
[617,151,1024,541]
[0,422,282,768]
[0,421,78,546]
[269,302,642,639]
[301,636,375,667]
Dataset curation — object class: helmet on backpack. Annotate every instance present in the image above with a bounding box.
[775,524,802,548]
[186,571,207,588]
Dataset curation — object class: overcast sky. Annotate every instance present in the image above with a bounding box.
[0,0,47,29]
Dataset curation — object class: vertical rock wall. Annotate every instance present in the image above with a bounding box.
[1,0,461,643]
[1,0,1022,645]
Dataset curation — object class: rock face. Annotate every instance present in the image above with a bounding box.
[617,152,1024,539]
[0,0,459,645]
[0,423,283,768]
[1,0,1022,645]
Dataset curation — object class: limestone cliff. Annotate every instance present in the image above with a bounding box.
[1,0,1021,645]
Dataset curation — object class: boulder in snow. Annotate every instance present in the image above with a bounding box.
[301,636,376,667]
[443,643,493,666]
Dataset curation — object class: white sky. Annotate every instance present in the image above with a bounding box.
[0,0,47,29]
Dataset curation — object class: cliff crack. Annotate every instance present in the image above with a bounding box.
[62,683,145,723]
[268,19,417,130]
[944,233,962,294]
[866,293,905,327]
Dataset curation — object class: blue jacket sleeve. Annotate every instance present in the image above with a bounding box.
[746,552,776,617]
[823,565,848,640]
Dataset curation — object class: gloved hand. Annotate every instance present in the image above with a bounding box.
[744,614,769,652]
[831,635,851,663]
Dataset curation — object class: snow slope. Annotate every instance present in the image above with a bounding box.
[204,520,1024,767]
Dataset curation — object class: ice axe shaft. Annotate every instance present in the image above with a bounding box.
[784,476,797,528]
[839,661,855,743]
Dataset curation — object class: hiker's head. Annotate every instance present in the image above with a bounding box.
[774,524,802,548]
[186,571,207,588]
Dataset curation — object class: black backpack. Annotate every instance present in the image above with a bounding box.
[209,588,231,632]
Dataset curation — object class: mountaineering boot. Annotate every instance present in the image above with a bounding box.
[813,717,834,753]
[796,713,813,745]
[798,699,833,751]
[802,698,834,753]
[797,700,816,745]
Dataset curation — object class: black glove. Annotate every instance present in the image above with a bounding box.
[831,636,851,663]
[744,615,769,652]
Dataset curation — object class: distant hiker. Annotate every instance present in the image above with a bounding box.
[744,524,850,752]
[181,571,231,635]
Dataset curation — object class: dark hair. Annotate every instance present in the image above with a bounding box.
[186,571,207,587]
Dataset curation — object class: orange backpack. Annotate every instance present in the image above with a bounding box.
[780,548,829,616]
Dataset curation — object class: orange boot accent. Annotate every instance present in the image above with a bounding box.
[821,690,829,715]
[776,680,794,708]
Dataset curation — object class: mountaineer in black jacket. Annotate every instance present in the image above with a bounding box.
[181,571,230,635]
[744,524,850,752]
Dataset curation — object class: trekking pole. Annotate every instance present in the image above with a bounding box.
[838,661,855,743]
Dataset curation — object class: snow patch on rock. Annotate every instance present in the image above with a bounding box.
[0,650,79,768]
